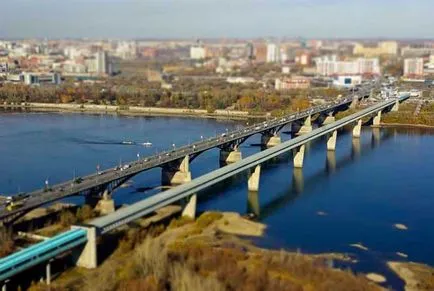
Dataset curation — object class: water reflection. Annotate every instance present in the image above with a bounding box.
[325,150,336,174]
[247,191,260,216]
[256,129,393,220]
[351,138,361,161]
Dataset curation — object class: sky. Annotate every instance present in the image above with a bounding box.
[0,0,433,39]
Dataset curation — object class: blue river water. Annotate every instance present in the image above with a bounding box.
[0,111,433,289]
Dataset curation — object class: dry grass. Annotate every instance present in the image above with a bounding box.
[54,212,383,291]
[0,227,14,258]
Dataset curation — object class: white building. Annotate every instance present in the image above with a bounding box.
[266,43,279,63]
[315,55,380,76]
[22,72,61,86]
[226,77,255,84]
[116,41,137,60]
[404,58,424,77]
[190,45,206,60]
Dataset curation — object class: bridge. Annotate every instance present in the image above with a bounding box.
[0,93,408,289]
[0,87,373,225]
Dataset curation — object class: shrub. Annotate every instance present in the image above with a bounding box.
[0,227,14,258]
[168,216,194,229]
[59,210,77,227]
[196,212,223,229]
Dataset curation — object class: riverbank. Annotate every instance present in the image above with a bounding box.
[44,211,382,291]
[0,103,267,120]
[380,122,434,129]
[388,261,434,291]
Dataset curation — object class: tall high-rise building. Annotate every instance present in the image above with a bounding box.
[246,42,255,60]
[404,58,424,77]
[95,51,108,75]
[266,43,279,63]
[254,43,267,63]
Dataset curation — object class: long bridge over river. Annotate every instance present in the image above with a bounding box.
[0,90,409,289]
[0,87,373,225]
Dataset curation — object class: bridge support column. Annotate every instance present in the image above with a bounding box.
[248,165,261,192]
[182,194,197,219]
[162,155,192,186]
[350,97,358,109]
[323,114,335,125]
[46,261,52,285]
[327,130,337,151]
[391,100,399,112]
[373,111,382,127]
[298,115,312,135]
[1,281,8,291]
[261,133,281,148]
[95,190,115,215]
[71,226,97,269]
[353,119,362,138]
[293,145,305,168]
[220,148,242,165]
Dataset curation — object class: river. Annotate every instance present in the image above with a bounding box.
[0,111,433,289]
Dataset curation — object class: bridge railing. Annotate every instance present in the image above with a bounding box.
[0,229,87,282]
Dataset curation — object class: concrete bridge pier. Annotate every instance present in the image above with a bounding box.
[95,189,115,215]
[161,155,192,186]
[247,191,260,217]
[71,226,98,269]
[391,100,399,112]
[373,111,382,126]
[350,96,359,109]
[46,260,52,285]
[261,133,281,148]
[323,113,336,125]
[327,130,337,151]
[293,145,306,168]
[352,119,362,138]
[220,147,242,165]
[298,115,313,135]
[247,165,261,192]
[181,194,197,219]
[1,280,9,291]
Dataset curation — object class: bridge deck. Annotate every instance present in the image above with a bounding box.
[0,90,372,222]
[91,95,407,234]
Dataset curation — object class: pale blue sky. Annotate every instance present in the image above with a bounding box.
[0,0,432,39]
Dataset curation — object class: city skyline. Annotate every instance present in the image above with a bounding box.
[0,0,433,39]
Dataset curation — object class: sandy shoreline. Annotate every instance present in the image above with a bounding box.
[388,261,434,291]
[381,122,434,129]
[0,103,265,120]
